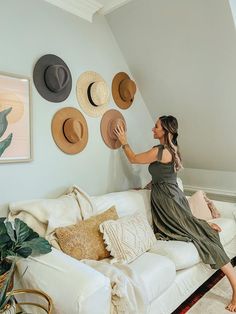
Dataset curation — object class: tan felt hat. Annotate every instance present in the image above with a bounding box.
[112,72,136,109]
[76,71,110,117]
[100,109,127,150]
[51,107,88,154]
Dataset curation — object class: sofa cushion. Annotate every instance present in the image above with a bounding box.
[92,190,153,226]
[149,240,201,270]
[177,177,184,192]
[207,217,236,246]
[128,252,176,302]
[100,212,156,263]
[149,217,236,270]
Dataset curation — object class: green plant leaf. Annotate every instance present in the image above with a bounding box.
[0,234,11,247]
[0,260,11,276]
[0,133,13,157]
[0,219,7,236]
[22,237,52,255]
[5,222,16,242]
[14,218,30,243]
[0,107,12,138]
[15,246,32,258]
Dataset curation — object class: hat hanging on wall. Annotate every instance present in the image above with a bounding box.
[51,107,88,154]
[100,109,127,149]
[76,71,110,117]
[112,72,136,109]
[33,54,72,102]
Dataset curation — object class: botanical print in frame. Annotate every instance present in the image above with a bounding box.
[0,72,32,163]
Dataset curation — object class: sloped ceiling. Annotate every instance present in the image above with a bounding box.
[106,0,236,171]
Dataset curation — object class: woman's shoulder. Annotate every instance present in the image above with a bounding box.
[152,144,164,149]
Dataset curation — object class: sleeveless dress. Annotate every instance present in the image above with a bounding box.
[148,144,230,269]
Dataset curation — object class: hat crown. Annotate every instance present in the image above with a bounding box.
[45,65,70,93]
[119,79,136,102]
[89,81,109,106]
[63,118,82,143]
[109,118,126,140]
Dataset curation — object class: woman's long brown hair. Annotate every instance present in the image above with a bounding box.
[159,115,183,172]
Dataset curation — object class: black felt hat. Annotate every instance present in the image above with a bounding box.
[33,54,72,102]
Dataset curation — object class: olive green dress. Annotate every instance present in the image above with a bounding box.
[149,144,230,270]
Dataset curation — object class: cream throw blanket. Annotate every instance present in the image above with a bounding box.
[8,185,148,314]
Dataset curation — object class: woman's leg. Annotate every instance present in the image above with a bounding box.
[221,262,236,312]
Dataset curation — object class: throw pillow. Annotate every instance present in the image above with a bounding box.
[55,206,118,260]
[100,211,157,264]
[202,192,221,218]
[188,190,212,220]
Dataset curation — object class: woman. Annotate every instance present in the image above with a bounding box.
[114,115,236,312]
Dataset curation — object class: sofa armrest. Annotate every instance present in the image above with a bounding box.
[213,200,236,220]
[16,248,111,314]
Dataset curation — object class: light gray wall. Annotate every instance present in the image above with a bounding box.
[106,0,236,194]
[0,0,155,215]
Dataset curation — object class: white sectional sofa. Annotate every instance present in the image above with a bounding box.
[15,185,236,314]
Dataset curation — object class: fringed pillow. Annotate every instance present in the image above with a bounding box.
[100,212,156,264]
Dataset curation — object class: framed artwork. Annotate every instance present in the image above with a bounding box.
[0,72,32,163]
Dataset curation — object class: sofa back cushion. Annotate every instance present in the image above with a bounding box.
[92,190,153,226]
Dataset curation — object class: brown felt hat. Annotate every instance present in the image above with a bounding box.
[51,107,88,154]
[76,71,110,117]
[100,109,127,149]
[33,54,72,102]
[112,72,136,109]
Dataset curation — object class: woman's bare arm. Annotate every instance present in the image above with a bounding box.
[114,124,158,164]
[121,145,158,164]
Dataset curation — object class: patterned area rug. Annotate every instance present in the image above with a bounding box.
[172,256,236,314]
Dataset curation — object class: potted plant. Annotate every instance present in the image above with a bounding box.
[0,217,52,313]
[0,262,16,313]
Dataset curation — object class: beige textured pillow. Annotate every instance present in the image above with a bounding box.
[188,190,212,220]
[55,206,118,260]
[100,211,156,264]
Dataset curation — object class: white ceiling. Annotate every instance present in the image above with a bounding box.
[98,0,134,15]
[43,0,134,22]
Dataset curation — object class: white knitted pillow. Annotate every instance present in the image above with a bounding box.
[100,211,156,264]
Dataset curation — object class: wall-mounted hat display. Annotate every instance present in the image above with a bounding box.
[100,109,127,149]
[76,71,109,117]
[33,54,72,102]
[112,72,136,109]
[51,107,88,154]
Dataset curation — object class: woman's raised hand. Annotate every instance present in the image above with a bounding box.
[113,124,128,145]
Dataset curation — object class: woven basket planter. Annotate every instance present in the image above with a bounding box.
[0,270,14,292]
[0,298,16,314]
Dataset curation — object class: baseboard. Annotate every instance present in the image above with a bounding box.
[184,185,236,202]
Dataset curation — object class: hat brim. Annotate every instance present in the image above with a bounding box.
[76,71,109,118]
[100,109,126,150]
[33,54,72,103]
[51,107,88,154]
[112,72,134,110]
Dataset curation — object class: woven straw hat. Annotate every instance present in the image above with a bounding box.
[33,54,72,102]
[112,72,136,109]
[76,71,110,117]
[51,107,88,154]
[100,109,127,149]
